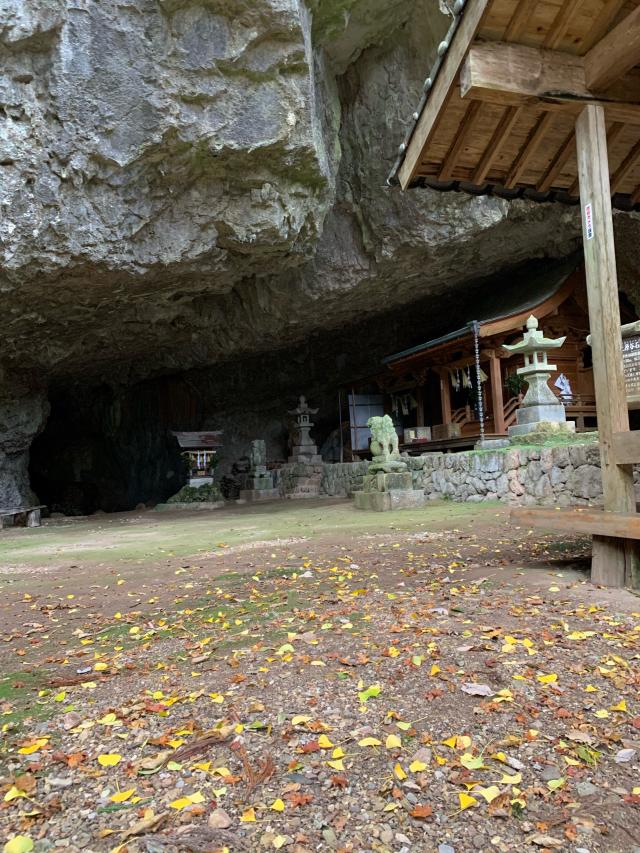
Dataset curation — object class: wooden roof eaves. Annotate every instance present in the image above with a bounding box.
[388,0,640,212]
[383,267,579,371]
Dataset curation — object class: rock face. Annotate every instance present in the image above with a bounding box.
[0,386,49,508]
[1,0,634,509]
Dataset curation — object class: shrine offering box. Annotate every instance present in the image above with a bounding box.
[432,423,461,440]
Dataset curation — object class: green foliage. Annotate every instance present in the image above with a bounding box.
[167,482,222,504]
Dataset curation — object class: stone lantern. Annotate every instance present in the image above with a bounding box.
[502,315,574,438]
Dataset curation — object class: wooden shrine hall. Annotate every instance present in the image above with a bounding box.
[381,262,610,452]
[389,0,640,588]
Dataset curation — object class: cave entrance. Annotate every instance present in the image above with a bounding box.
[29,382,191,516]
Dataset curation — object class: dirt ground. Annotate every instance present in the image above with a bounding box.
[1,499,639,853]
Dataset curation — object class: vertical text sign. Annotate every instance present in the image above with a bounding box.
[584,202,594,240]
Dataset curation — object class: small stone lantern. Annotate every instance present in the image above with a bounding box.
[502,315,574,438]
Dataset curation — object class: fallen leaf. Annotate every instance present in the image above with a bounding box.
[461,683,494,697]
[98,754,122,767]
[411,803,433,819]
[3,838,33,853]
[385,734,402,749]
[458,792,478,811]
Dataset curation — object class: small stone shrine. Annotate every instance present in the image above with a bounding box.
[238,439,279,502]
[354,415,426,511]
[288,396,322,464]
[502,315,574,438]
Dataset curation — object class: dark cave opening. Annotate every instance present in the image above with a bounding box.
[29,383,188,516]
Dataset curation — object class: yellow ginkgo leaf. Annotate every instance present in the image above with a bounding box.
[595,709,610,719]
[273,836,288,850]
[332,747,345,759]
[396,721,411,731]
[409,759,427,773]
[240,807,256,822]
[460,753,485,771]
[3,787,30,803]
[430,664,441,677]
[394,763,407,781]
[270,798,285,812]
[98,754,122,767]
[536,673,558,684]
[610,699,627,713]
[327,759,345,771]
[17,738,48,755]
[358,737,382,747]
[385,734,402,749]
[317,734,334,749]
[498,772,522,785]
[110,788,135,803]
[97,713,120,726]
[169,792,204,810]
[458,792,478,811]
[476,786,501,803]
[3,837,34,853]
[547,778,565,791]
[291,715,312,726]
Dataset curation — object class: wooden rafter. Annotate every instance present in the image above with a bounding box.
[537,129,575,192]
[472,105,522,184]
[543,0,582,50]
[505,112,554,188]
[398,0,490,189]
[504,0,535,42]
[585,5,640,91]
[439,100,481,180]
[580,0,631,53]
[611,138,640,193]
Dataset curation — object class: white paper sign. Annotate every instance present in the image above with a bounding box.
[584,202,594,240]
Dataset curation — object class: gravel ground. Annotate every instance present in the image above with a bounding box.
[1,517,639,853]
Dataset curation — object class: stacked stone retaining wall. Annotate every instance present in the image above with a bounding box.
[276,444,631,506]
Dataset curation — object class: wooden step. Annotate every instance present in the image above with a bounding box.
[510,506,640,539]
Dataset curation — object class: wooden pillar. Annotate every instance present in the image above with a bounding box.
[416,386,425,427]
[440,370,452,424]
[489,353,506,434]
[575,105,639,588]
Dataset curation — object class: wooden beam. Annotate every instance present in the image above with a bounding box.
[505,112,554,188]
[585,5,640,92]
[440,370,452,425]
[473,105,522,185]
[543,0,582,50]
[575,104,638,588]
[504,0,535,42]
[489,353,505,434]
[439,99,482,180]
[611,138,640,194]
[398,0,490,189]
[580,0,627,53]
[612,430,640,465]
[537,129,575,193]
[510,506,640,540]
[460,41,640,124]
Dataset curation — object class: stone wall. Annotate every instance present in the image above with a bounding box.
[277,443,617,506]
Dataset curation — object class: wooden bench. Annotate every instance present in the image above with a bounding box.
[0,505,44,530]
[510,506,640,540]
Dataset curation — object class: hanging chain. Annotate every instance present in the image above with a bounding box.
[472,321,485,445]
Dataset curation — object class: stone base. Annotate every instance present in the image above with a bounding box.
[354,489,426,512]
[238,488,280,502]
[509,419,575,438]
[363,471,412,491]
[154,501,225,512]
[288,453,322,464]
[475,439,510,449]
